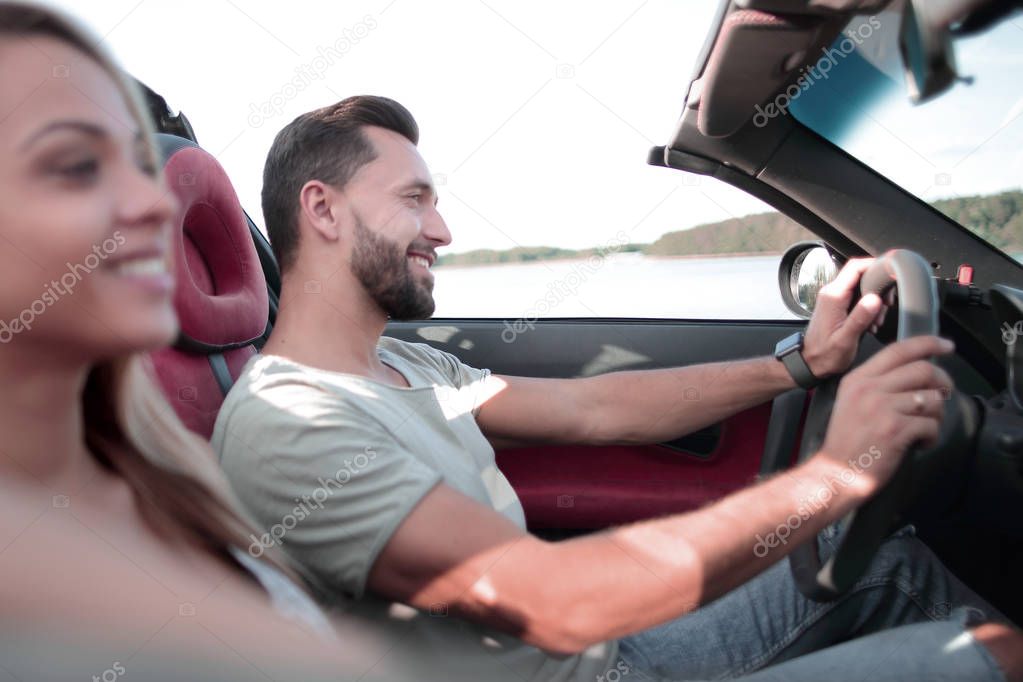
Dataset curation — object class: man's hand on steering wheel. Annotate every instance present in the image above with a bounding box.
[802,258,893,380]
[773,249,968,599]
[816,335,956,498]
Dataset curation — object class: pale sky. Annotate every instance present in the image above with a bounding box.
[809,9,1023,203]
[44,0,1023,255]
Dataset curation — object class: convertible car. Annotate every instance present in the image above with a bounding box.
[141,0,1023,628]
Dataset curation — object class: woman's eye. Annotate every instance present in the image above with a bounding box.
[134,146,158,177]
[55,158,99,180]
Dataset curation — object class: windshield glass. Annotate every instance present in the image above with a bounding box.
[788,8,1023,257]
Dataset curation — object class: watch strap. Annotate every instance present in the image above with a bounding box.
[775,331,821,390]
[780,346,820,389]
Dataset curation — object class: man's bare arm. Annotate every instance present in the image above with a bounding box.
[476,259,888,447]
[477,356,794,446]
[370,336,953,654]
[369,455,857,654]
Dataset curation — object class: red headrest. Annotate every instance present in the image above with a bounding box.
[164,147,268,350]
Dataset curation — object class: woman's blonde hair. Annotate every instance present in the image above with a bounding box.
[0,2,302,582]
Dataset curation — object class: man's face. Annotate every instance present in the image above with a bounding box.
[350,212,435,319]
[344,126,451,320]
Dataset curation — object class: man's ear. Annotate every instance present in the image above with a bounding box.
[298,180,344,242]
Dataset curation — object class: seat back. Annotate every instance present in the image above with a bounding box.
[148,134,269,438]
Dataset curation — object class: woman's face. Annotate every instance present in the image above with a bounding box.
[0,35,177,363]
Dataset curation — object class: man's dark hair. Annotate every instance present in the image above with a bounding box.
[261,95,419,273]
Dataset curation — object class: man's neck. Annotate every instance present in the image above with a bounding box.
[263,272,395,381]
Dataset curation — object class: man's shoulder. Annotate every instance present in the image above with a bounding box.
[213,354,367,445]
[378,335,446,363]
[378,336,463,383]
[221,353,325,410]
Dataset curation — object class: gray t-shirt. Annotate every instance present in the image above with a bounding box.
[212,337,619,682]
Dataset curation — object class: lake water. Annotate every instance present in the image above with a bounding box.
[431,252,798,320]
[431,251,1023,321]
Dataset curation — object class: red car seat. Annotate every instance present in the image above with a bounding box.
[148,134,270,438]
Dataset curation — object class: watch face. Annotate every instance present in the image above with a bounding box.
[776,331,803,357]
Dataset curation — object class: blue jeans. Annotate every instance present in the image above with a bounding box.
[617,525,1008,681]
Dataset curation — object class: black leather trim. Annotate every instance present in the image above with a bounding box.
[760,388,807,475]
[657,423,723,460]
[175,332,264,355]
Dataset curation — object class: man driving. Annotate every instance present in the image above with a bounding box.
[213,95,1023,681]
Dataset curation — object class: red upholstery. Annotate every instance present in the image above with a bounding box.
[497,399,808,529]
[148,136,269,438]
[149,344,257,438]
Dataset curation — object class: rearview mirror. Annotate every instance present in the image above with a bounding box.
[898,0,994,103]
[899,0,957,102]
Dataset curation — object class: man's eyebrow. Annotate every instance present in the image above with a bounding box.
[396,179,434,193]
[396,179,439,204]
[19,120,107,150]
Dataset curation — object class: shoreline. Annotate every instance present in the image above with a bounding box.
[435,250,1023,271]
[434,250,784,270]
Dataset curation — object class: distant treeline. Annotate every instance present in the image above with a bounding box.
[435,243,645,266]
[435,189,1023,266]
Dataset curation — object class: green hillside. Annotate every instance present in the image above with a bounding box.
[435,243,644,267]
[932,192,1023,252]
[643,211,815,257]
[434,189,1023,266]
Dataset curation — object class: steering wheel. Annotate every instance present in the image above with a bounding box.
[778,249,981,601]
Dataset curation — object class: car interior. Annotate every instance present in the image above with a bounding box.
[141,0,1023,626]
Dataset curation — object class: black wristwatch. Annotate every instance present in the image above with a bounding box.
[774,331,821,390]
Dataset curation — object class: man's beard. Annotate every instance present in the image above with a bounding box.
[350,214,436,320]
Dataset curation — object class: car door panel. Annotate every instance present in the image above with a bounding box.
[386,319,815,529]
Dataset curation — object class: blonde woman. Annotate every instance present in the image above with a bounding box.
[0,4,397,678]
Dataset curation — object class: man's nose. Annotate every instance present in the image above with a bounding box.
[423,207,452,247]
